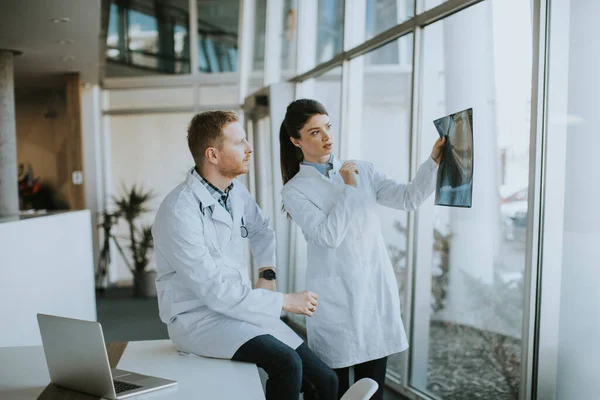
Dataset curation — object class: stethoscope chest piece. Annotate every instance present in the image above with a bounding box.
[240,217,248,238]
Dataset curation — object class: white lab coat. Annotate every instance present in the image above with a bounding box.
[152,168,302,359]
[281,157,438,368]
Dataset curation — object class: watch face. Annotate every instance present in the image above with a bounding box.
[262,269,276,280]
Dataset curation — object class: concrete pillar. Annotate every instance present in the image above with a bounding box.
[0,50,19,216]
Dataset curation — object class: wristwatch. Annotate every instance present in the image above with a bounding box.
[259,269,276,280]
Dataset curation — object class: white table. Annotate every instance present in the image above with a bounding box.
[0,340,265,399]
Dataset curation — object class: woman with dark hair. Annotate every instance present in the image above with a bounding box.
[280,99,445,399]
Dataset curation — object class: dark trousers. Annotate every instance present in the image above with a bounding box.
[232,334,338,400]
[333,356,387,400]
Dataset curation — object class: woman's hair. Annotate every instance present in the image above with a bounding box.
[279,99,329,186]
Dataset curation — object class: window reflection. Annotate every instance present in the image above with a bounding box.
[106,0,239,77]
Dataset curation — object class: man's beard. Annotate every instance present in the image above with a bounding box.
[219,162,248,179]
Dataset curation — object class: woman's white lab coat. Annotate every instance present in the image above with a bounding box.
[152,169,302,359]
[281,157,438,368]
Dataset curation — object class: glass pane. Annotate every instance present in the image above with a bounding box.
[317,0,345,64]
[411,2,532,398]
[282,0,299,77]
[357,35,414,385]
[197,0,240,73]
[418,0,447,14]
[253,0,267,71]
[106,0,191,77]
[249,0,267,94]
[366,0,414,39]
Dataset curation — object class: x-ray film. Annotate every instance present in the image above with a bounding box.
[433,108,474,208]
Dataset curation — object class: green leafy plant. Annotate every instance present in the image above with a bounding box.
[112,185,155,285]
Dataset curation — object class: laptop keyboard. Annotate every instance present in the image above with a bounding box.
[114,380,143,394]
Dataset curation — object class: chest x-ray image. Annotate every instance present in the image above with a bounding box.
[433,108,474,208]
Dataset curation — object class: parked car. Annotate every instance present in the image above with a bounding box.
[500,187,528,240]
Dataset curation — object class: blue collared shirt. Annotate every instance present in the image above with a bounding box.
[301,155,335,177]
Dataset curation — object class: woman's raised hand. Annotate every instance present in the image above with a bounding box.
[339,162,359,188]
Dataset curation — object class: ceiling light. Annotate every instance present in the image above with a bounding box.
[58,39,74,45]
[52,17,70,23]
[62,55,75,61]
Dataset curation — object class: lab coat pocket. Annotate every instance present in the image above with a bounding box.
[307,276,349,325]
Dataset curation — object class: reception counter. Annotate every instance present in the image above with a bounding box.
[0,210,97,347]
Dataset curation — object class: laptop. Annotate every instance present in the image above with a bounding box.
[37,313,177,399]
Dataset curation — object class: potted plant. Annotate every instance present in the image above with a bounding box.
[112,185,156,298]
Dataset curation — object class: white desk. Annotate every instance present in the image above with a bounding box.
[0,340,265,400]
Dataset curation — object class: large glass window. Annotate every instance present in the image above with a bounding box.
[411,2,532,398]
[106,0,191,76]
[281,0,299,77]
[197,0,239,73]
[253,0,267,72]
[249,0,267,94]
[316,0,345,64]
[366,0,414,39]
[418,0,448,13]
[106,0,240,77]
[356,35,414,385]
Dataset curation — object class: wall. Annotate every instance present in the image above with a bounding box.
[15,80,87,212]
[0,211,96,347]
[15,90,71,204]
[107,112,195,283]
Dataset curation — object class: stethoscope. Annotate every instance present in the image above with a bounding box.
[200,202,248,238]
[240,216,248,238]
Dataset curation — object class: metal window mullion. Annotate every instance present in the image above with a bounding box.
[520,0,548,397]
[404,15,423,391]
[189,0,200,111]
[339,60,351,160]
[525,0,569,399]
[189,0,199,75]
[402,0,419,392]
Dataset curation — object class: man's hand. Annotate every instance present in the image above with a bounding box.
[255,267,276,291]
[430,136,447,164]
[282,291,319,317]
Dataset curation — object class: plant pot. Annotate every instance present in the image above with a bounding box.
[133,270,157,298]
